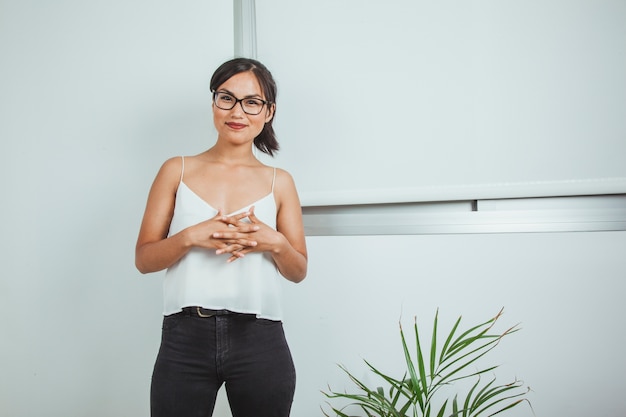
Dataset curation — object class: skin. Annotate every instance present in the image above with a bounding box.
[135,71,307,283]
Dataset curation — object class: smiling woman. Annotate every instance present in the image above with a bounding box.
[209,57,280,156]
[135,58,307,417]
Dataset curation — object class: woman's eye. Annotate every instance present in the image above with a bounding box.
[220,95,234,102]
[246,99,262,106]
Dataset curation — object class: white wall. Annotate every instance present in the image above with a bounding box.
[256,0,626,202]
[283,231,626,417]
[0,1,233,415]
[2,1,625,417]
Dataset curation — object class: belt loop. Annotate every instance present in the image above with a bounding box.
[196,307,215,318]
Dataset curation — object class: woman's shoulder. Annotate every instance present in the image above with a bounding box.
[272,167,299,200]
[157,156,184,179]
[159,154,204,176]
[272,167,295,185]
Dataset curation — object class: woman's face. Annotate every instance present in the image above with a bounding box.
[212,71,274,145]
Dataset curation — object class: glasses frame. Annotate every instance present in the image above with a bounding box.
[212,90,270,115]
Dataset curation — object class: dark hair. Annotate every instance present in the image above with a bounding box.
[210,58,279,156]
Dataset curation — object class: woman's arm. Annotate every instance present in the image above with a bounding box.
[215,169,308,282]
[135,158,260,274]
[271,169,308,282]
[135,157,189,273]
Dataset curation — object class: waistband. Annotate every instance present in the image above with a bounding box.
[173,306,255,318]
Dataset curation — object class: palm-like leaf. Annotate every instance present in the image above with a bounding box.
[322,309,531,417]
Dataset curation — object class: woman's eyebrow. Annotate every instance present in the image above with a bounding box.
[217,89,264,99]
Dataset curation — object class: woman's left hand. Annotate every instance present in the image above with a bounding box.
[213,206,286,263]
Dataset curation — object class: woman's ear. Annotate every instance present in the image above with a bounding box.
[265,103,275,123]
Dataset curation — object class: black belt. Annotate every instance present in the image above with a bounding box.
[180,307,234,318]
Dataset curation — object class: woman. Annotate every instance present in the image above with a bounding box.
[135,58,308,417]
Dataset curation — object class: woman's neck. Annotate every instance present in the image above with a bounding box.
[203,144,260,166]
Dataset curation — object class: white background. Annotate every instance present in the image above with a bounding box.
[1,1,625,417]
[257,0,626,202]
[1,0,234,415]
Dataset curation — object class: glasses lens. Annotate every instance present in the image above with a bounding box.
[242,98,264,115]
[214,92,236,110]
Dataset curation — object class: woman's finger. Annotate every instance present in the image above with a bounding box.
[213,228,258,239]
[215,240,257,255]
[220,210,251,225]
[225,246,256,263]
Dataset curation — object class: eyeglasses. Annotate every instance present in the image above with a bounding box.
[212,91,269,115]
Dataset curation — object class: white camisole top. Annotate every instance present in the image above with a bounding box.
[163,157,283,320]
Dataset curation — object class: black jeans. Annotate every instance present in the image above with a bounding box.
[151,312,296,417]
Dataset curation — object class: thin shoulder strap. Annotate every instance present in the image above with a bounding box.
[271,167,277,193]
[180,156,185,183]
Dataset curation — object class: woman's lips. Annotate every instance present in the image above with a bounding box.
[226,122,246,130]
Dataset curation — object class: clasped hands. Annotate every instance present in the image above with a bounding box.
[209,206,272,263]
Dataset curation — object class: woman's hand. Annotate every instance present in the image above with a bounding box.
[213,206,285,263]
[187,210,260,258]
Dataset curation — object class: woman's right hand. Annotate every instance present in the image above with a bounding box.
[185,210,260,255]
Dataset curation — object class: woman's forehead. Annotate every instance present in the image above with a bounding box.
[218,71,263,96]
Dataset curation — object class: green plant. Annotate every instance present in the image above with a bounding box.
[322,308,531,417]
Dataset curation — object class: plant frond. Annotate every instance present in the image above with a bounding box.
[439,316,462,364]
[324,309,531,417]
[412,317,430,397]
[430,308,439,380]
[401,321,426,410]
